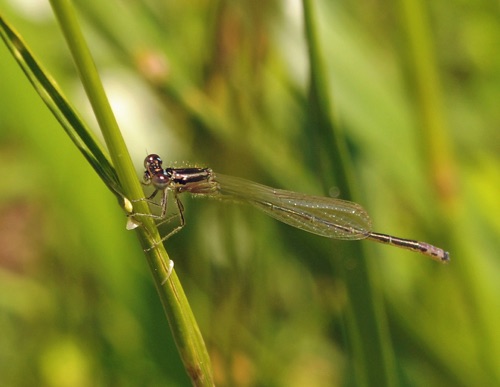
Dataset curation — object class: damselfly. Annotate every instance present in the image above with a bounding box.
[133,154,449,263]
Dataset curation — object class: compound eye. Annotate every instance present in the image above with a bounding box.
[151,172,170,189]
[144,154,162,169]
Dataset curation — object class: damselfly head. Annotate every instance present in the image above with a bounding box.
[144,154,163,170]
[144,153,164,184]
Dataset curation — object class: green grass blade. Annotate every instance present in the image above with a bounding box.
[302,1,398,386]
[46,1,214,384]
[1,6,214,385]
[0,14,120,198]
[396,0,498,382]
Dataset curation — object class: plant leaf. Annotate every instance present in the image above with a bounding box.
[0,14,125,204]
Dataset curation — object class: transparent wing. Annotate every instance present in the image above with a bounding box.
[212,173,372,240]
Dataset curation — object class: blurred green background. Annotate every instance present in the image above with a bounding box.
[1,0,499,386]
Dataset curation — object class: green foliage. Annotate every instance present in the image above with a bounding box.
[0,0,499,386]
